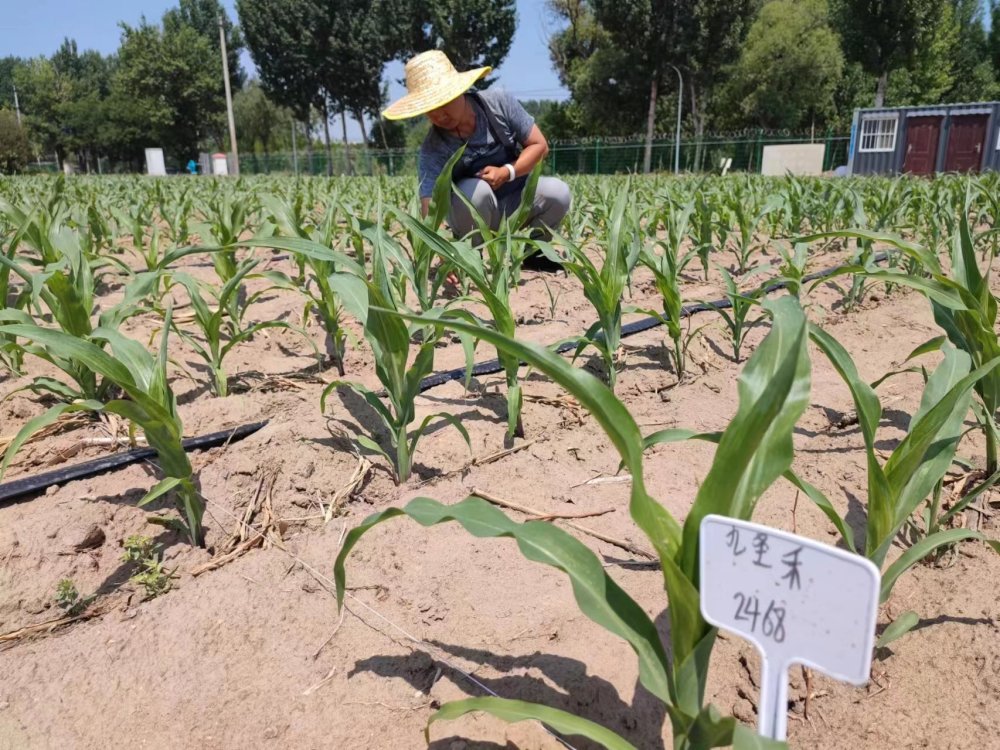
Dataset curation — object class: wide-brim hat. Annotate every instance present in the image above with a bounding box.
[382,50,491,121]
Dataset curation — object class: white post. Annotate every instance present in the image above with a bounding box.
[671,65,683,174]
[291,121,299,175]
[219,14,239,175]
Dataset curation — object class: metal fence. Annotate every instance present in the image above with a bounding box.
[238,132,849,177]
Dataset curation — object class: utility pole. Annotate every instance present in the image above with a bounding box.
[291,121,299,175]
[12,83,21,126]
[219,14,239,175]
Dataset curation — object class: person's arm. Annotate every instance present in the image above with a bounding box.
[477,124,549,190]
[420,197,431,217]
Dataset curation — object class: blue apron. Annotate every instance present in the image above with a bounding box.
[447,92,528,201]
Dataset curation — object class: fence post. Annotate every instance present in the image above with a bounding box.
[595,139,601,173]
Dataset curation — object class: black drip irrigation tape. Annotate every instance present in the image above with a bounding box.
[0,420,268,505]
[414,252,889,393]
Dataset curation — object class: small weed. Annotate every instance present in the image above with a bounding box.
[122,535,175,599]
[54,579,81,614]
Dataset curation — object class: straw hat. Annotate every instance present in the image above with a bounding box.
[382,50,491,121]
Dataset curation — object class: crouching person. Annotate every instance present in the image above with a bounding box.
[382,50,572,255]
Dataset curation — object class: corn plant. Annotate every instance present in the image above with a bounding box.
[805,219,1000,471]
[155,181,194,245]
[769,242,809,299]
[0,221,150,401]
[393,168,542,439]
[258,195,364,374]
[636,233,700,381]
[720,180,780,275]
[806,328,1000,641]
[538,183,641,391]
[321,247,470,484]
[396,214,526,438]
[195,189,257,324]
[170,259,305,397]
[0,230,27,374]
[388,147,468,312]
[336,296,812,749]
[706,268,767,364]
[922,216,1000,473]
[689,191,719,281]
[0,310,205,545]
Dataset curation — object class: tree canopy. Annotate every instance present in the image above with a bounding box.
[7,0,1000,172]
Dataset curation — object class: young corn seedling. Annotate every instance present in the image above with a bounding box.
[807,328,1000,643]
[194,189,257,325]
[385,147,468,312]
[706,268,767,364]
[336,296,810,749]
[258,195,363,374]
[170,259,305,397]
[0,229,28,374]
[690,191,720,281]
[720,180,780,275]
[803,217,1000,471]
[321,246,470,484]
[394,210,526,440]
[0,309,206,545]
[770,242,809,299]
[0,219,151,401]
[537,182,641,391]
[636,236,701,381]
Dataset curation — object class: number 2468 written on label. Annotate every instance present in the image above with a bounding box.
[732,593,787,643]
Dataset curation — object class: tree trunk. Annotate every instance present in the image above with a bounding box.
[340,108,353,176]
[355,110,369,175]
[303,114,314,174]
[643,72,659,174]
[874,72,888,108]
[689,80,706,172]
[355,111,369,146]
[322,101,334,177]
[377,117,394,175]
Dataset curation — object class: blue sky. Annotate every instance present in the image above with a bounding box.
[1,0,569,141]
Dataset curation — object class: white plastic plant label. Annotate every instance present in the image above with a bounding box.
[699,514,881,740]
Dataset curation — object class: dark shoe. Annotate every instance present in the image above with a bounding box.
[522,250,564,273]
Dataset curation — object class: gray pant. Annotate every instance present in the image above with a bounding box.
[448,176,572,241]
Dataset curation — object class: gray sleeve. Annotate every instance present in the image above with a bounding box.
[497,89,535,144]
[417,136,449,200]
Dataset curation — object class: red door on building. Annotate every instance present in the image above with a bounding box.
[943,115,989,172]
[902,116,942,175]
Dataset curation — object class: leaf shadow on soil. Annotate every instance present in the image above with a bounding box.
[349,629,671,749]
[427,739,513,750]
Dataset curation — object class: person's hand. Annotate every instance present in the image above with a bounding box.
[477,165,510,190]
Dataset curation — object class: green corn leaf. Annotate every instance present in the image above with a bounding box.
[679,295,812,577]
[876,611,920,648]
[880,528,996,602]
[388,307,683,562]
[237,237,365,277]
[793,229,940,273]
[407,411,472,456]
[326,272,369,324]
[138,477,184,507]
[321,380,394,429]
[0,401,98,481]
[335,496,673,705]
[426,697,637,750]
[0,324,136,392]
